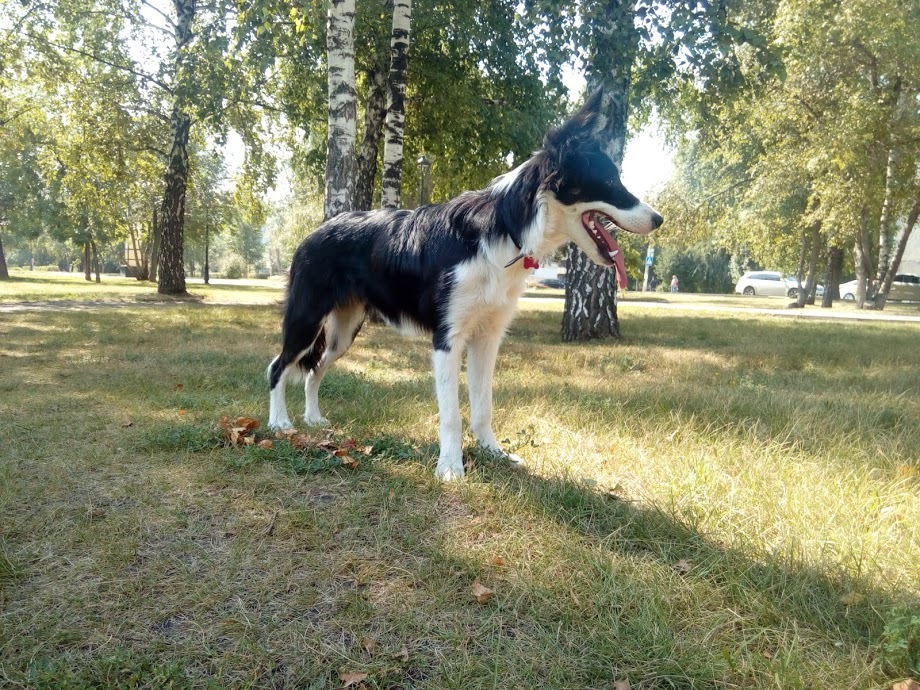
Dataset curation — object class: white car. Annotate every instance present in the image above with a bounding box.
[841,275,920,302]
[735,271,825,298]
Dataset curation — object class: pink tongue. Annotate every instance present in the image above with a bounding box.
[595,220,628,289]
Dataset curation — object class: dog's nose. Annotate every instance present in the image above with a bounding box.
[651,212,664,229]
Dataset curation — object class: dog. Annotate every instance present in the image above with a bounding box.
[267,89,662,480]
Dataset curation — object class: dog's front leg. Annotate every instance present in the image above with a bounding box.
[467,334,524,467]
[433,346,464,480]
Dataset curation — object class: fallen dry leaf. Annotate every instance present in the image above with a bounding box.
[491,555,506,567]
[174,383,184,391]
[177,409,187,417]
[674,559,693,575]
[242,435,255,446]
[394,645,409,662]
[340,455,360,469]
[258,439,273,450]
[892,680,920,690]
[333,448,350,457]
[360,445,374,455]
[361,637,375,656]
[471,577,494,604]
[290,433,314,449]
[614,680,631,690]
[235,417,260,431]
[339,671,367,688]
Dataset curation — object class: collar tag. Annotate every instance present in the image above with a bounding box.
[523,256,539,270]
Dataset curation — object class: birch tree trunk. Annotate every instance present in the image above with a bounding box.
[562,0,636,341]
[157,107,192,294]
[854,208,872,309]
[157,0,196,295]
[354,62,388,211]
[875,199,920,311]
[324,0,357,220]
[148,207,160,283]
[380,0,411,210]
[874,147,898,292]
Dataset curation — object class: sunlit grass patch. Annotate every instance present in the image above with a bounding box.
[0,271,284,305]
[0,297,918,688]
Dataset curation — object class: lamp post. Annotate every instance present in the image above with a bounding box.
[418,154,431,206]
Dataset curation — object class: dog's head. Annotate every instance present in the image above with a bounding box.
[540,89,662,285]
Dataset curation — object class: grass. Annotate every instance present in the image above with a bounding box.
[0,269,285,305]
[1,277,919,689]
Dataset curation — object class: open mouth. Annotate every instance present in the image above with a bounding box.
[581,211,628,289]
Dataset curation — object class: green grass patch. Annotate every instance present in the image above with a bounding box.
[0,290,918,689]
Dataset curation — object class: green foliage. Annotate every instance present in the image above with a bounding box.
[881,608,920,677]
[654,243,735,294]
[655,0,920,284]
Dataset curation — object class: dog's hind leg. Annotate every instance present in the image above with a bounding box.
[303,302,366,425]
[267,355,295,430]
[467,311,524,467]
[433,342,465,481]
[268,316,327,430]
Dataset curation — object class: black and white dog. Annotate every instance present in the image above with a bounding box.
[267,90,662,479]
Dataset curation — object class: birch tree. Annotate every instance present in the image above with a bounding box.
[324,0,358,220]
[562,0,636,341]
[155,0,197,295]
[379,0,411,209]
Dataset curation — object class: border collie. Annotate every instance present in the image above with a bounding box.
[267,89,662,480]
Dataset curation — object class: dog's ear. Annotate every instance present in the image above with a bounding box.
[543,87,607,153]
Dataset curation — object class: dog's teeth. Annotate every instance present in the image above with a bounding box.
[609,250,619,258]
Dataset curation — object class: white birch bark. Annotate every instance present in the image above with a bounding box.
[324,0,357,220]
[380,0,411,209]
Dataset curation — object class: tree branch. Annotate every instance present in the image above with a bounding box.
[140,0,178,30]
[696,177,753,208]
[0,105,35,129]
[15,30,173,94]
[847,39,879,90]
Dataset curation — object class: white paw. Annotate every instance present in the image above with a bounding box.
[435,457,465,481]
[505,452,525,468]
[303,414,329,426]
[268,418,294,431]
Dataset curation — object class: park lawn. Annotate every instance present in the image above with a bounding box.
[0,270,286,305]
[0,292,919,689]
[7,270,920,318]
